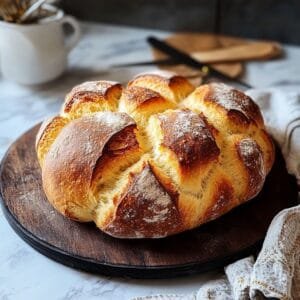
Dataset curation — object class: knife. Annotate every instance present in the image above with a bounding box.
[146,36,252,89]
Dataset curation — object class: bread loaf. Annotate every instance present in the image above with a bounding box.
[36,71,275,238]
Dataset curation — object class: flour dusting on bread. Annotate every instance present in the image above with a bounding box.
[132,166,173,223]
[36,74,274,238]
[93,111,135,129]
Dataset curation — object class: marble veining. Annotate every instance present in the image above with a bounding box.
[1,22,300,300]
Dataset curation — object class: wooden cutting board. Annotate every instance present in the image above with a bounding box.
[152,33,282,86]
[152,33,245,81]
[0,125,298,278]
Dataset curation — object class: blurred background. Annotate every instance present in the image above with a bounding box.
[60,0,300,44]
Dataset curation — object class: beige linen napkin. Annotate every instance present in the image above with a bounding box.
[133,85,300,300]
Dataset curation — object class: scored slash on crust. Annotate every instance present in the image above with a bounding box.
[36,71,275,238]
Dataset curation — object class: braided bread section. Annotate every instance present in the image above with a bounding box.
[36,71,274,238]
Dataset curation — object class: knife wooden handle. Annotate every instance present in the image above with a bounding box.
[191,42,282,63]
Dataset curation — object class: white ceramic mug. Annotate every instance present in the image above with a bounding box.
[0,8,81,85]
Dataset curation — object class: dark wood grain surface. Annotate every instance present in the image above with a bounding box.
[0,125,298,278]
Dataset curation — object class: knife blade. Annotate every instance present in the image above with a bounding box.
[147,36,252,89]
[112,58,179,68]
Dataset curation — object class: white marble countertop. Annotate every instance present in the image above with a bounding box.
[1,22,300,300]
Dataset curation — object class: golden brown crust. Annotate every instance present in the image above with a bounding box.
[206,83,264,126]
[181,83,264,132]
[122,86,162,109]
[119,85,175,116]
[36,116,68,166]
[103,164,182,238]
[158,109,220,169]
[62,81,122,118]
[37,73,275,238]
[204,179,235,222]
[91,125,140,183]
[259,129,275,173]
[128,71,195,103]
[42,112,136,221]
[236,138,265,199]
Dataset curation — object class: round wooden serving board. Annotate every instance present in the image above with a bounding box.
[0,125,298,278]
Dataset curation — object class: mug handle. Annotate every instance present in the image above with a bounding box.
[61,15,81,53]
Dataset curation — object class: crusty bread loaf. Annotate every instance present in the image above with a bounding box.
[36,71,275,238]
